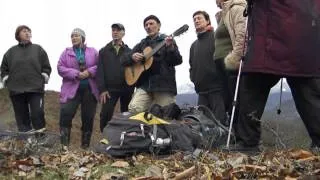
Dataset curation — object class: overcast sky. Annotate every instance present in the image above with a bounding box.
[0,0,220,92]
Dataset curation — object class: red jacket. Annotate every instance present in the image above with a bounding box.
[243,0,320,77]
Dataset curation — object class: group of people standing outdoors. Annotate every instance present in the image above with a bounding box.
[1,0,320,153]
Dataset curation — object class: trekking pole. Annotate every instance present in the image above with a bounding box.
[226,60,243,148]
[226,0,252,149]
[277,78,283,115]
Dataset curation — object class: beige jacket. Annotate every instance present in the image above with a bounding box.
[221,0,247,70]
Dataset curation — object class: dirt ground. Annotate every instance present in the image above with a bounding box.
[0,89,120,150]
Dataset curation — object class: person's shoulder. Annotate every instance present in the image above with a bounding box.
[190,39,198,47]
[85,46,98,55]
[208,31,215,38]
[123,43,131,50]
[60,47,73,56]
[99,42,113,54]
[139,37,148,43]
[4,45,19,56]
[86,46,98,51]
[7,44,19,50]
[64,47,73,52]
[31,43,48,51]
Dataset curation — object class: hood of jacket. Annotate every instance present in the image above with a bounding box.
[222,0,247,10]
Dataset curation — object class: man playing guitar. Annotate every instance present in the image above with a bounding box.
[121,15,183,113]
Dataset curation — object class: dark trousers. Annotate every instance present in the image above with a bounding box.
[10,92,45,132]
[215,58,239,124]
[198,91,226,124]
[100,91,133,132]
[59,85,97,133]
[235,73,320,147]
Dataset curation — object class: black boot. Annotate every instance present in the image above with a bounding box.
[60,127,71,147]
[81,131,92,149]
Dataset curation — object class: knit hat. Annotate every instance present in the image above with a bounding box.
[143,15,161,26]
[71,28,86,39]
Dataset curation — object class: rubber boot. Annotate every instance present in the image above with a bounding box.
[81,131,92,149]
[60,127,71,151]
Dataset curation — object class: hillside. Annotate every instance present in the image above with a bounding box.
[0,89,105,149]
[0,88,311,149]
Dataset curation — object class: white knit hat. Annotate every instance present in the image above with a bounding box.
[71,28,86,38]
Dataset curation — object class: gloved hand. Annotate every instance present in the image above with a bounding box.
[2,75,8,87]
[41,73,50,84]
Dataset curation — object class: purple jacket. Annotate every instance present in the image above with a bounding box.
[57,46,99,103]
[243,0,320,77]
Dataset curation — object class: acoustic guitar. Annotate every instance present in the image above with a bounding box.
[124,24,189,86]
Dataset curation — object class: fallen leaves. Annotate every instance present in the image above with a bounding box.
[111,160,130,168]
[1,141,320,180]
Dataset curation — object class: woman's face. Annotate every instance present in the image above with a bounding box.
[71,33,82,46]
[19,28,32,42]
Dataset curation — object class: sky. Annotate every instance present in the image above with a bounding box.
[0,0,220,92]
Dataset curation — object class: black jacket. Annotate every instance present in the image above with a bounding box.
[97,41,133,93]
[189,31,223,93]
[121,34,182,95]
[0,42,51,95]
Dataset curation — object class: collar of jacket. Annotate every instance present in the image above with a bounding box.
[106,41,127,50]
[18,41,32,47]
[112,40,124,47]
[66,45,87,57]
[197,30,212,39]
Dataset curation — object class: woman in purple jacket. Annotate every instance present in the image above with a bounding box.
[57,28,99,150]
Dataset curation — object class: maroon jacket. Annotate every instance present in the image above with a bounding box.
[243,0,320,77]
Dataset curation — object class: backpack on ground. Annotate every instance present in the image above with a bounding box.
[95,104,233,157]
[95,111,201,157]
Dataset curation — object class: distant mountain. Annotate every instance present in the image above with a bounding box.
[177,83,195,94]
[176,89,294,111]
[264,91,293,111]
[176,93,197,107]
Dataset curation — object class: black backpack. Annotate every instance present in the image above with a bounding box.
[96,111,201,157]
[179,105,233,149]
[95,104,233,157]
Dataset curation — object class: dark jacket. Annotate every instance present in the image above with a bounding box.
[121,34,182,95]
[189,31,223,93]
[0,43,51,95]
[97,41,133,93]
[243,0,320,77]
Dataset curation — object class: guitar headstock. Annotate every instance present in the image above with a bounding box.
[172,24,189,37]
